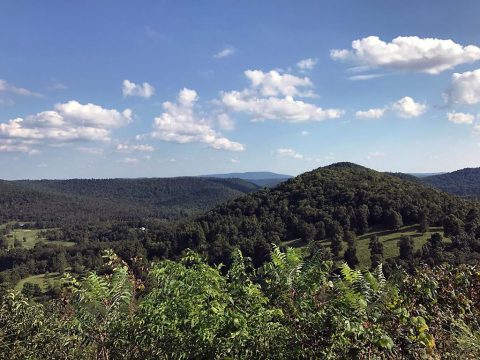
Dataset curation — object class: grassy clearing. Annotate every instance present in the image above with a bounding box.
[14,272,62,292]
[354,225,446,268]
[283,224,447,268]
[2,226,75,249]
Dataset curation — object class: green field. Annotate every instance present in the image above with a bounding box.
[283,224,446,268]
[353,225,446,268]
[2,225,75,249]
[14,272,62,292]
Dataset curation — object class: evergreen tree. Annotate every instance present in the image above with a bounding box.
[369,235,384,267]
[398,236,414,261]
[419,212,429,233]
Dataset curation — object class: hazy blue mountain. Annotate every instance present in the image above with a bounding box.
[202,171,293,187]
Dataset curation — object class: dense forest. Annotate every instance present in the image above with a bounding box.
[2,162,480,358]
[422,167,480,198]
[0,177,259,226]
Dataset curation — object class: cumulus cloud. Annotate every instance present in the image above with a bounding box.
[151,88,244,151]
[275,148,303,159]
[122,80,155,98]
[296,58,318,71]
[355,97,426,119]
[445,69,480,105]
[331,36,480,74]
[244,70,315,97]
[216,113,235,130]
[392,96,426,118]
[447,111,475,124]
[355,108,386,119]
[213,45,236,59]
[0,100,132,153]
[220,69,343,123]
[116,143,155,153]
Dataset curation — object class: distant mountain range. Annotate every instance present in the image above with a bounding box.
[0,177,260,225]
[420,167,480,198]
[202,171,293,187]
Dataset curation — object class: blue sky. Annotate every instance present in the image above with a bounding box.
[2,0,480,179]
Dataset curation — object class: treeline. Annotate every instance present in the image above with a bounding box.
[1,247,479,359]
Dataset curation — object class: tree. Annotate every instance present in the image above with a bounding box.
[343,242,359,268]
[21,282,42,298]
[369,235,384,267]
[419,212,429,233]
[355,205,369,235]
[398,236,414,261]
[388,210,403,231]
[443,215,464,237]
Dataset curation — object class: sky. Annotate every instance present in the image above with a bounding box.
[2,0,480,179]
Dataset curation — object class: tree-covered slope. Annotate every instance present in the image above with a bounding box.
[0,177,259,225]
[181,162,474,264]
[422,167,480,197]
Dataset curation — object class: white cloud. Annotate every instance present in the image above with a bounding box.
[116,143,155,152]
[300,130,309,136]
[213,45,236,59]
[355,108,386,119]
[122,80,155,98]
[244,70,315,97]
[0,101,132,153]
[297,58,318,71]
[216,113,235,130]
[348,74,385,81]
[76,147,105,155]
[447,111,475,124]
[392,96,426,118]
[118,157,139,164]
[222,91,343,122]
[151,88,244,151]
[445,69,480,105]
[331,36,480,74]
[230,158,240,163]
[367,151,386,159]
[0,79,42,97]
[220,69,343,123]
[275,148,303,159]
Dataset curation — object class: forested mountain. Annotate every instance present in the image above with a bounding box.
[0,177,259,225]
[178,162,475,265]
[421,167,480,197]
[202,171,292,187]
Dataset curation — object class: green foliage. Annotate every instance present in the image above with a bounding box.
[3,247,478,358]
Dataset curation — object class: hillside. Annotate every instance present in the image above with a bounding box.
[422,167,480,197]
[0,177,259,225]
[179,162,475,265]
[202,171,292,187]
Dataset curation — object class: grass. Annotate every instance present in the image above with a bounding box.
[283,224,447,268]
[14,272,62,292]
[2,226,75,249]
[354,225,446,268]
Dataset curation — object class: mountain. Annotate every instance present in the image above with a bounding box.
[202,171,293,187]
[409,172,446,178]
[421,167,480,197]
[0,177,259,225]
[179,162,474,265]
